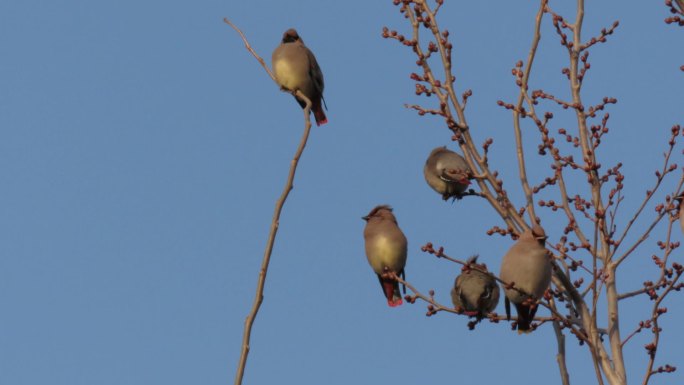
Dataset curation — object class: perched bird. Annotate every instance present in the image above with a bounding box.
[271,28,327,126]
[451,255,500,320]
[424,146,471,201]
[499,225,551,333]
[363,205,408,307]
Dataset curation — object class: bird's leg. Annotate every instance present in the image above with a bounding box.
[453,189,486,200]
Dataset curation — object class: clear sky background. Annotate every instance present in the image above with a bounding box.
[1,1,682,384]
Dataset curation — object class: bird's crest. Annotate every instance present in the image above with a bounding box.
[282,28,302,43]
[362,205,393,221]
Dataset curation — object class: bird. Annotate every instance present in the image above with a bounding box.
[271,28,327,126]
[451,255,500,321]
[424,146,471,201]
[363,205,408,307]
[499,225,552,333]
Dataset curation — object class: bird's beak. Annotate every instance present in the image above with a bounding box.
[362,215,369,221]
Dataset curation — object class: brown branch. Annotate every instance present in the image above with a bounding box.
[223,18,275,81]
[550,298,572,385]
[619,286,656,301]
[550,262,608,368]
[393,272,557,326]
[642,216,683,385]
[392,273,460,316]
[521,106,593,251]
[614,140,681,266]
[512,0,547,225]
[564,0,626,382]
[621,319,650,348]
[225,19,314,385]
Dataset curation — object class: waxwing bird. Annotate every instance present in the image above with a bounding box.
[499,225,552,333]
[363,205,408,307]
[271,29,327,126]
[424,146,472,201]
[451,255,500,320]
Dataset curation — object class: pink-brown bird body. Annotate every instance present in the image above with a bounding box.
[451,255,500,320]
[424,146,471,201]
[363,205,407,307]
[500,226,551,333]
[272,29,327,126]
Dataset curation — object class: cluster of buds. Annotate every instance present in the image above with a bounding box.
[538,198,564,212]
[581,21,620,50]
[421,242,444,257]
[557,127,581,149]
[485,225,512,237]
[665,0,684,25]
[587,98,617,119]
[532,175,559,193]
[654,364,677,373]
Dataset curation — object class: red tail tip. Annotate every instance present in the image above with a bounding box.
[313,105,327,126]
[387,298,403,307]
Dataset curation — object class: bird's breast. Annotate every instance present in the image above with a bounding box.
[273,59,304,90]
[365,235,407,274]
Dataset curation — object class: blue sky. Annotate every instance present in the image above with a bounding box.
[1,1,682,384]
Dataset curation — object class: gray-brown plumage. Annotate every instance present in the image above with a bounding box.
[271,29,327,126]
[424,146,471,201]
[499,225,551,333]
[451,255,500,320]
[363,205,407,307]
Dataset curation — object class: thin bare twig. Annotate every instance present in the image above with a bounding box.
[392,272,557,325]
[614,143,680,266]
[225,19,314,385]
[619,286,655,301]
[550,298,572,385]
[224,18,275,81]
[642,216,682,385]
[512,0,547,225]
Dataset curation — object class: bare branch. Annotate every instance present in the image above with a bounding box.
[226,20,314,385]
[641,216,683,385]
[550,298,572,385]
[512,0,547,225]
[614,134,681,266]
[223,18,276,81]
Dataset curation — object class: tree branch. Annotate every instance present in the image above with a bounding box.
[512,0,547,225]
[225,19,314,385]
[550,298,572,385]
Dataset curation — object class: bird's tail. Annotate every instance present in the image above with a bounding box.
[515,302,539,333]
[312,99,328,126]
[380,277,403,307]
